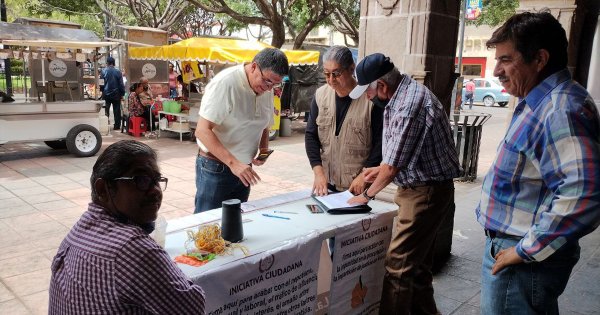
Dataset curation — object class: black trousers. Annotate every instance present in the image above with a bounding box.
[104,98,122,129]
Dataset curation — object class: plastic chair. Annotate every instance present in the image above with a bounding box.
[128,116,147,137]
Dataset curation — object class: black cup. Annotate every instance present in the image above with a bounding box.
[221,199,243,243]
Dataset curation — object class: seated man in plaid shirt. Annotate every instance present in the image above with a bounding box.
[49,140,205,314]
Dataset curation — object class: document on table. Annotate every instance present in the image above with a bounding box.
[313,190,356,210]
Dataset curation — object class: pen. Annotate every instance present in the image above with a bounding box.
[273,211,297,214]
[262,213,290,220]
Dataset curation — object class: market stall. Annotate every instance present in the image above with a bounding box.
[0,21,119,156]
[128,37,319,140]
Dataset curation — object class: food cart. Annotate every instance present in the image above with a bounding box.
[0,21,119,157]
[128,37,319,140]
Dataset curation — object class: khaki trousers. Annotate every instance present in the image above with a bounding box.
[379,181,454,315]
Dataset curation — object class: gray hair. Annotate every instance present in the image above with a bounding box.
[253,48,289,77]
[90,140,157,203]
[322,46,355,70]
[379,67,403,92]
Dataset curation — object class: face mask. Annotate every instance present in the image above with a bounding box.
[371,96,389,109]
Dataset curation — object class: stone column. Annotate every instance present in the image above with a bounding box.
[358,0,461,112]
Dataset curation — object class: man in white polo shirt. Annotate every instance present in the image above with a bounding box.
[194,48,289,213]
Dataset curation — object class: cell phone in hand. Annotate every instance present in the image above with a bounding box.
[306,204,324,213]
[256,149,274,161]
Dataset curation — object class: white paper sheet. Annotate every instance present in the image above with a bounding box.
[313,190,355,209]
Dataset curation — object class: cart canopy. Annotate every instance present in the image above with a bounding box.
[129,37,319,66]
[0,22,118,49]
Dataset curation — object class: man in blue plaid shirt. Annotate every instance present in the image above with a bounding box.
[349,53,461,314]
[476,11,600,314]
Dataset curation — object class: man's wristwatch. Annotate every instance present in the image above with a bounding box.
[362,189,375,201]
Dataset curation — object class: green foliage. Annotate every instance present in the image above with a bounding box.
[6,0,104,36]
[218,14,246,36]
[9,59,24,74]
[287,0,312,31]
[467,0,519,27]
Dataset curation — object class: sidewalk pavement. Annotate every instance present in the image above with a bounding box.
[1,107,598,314]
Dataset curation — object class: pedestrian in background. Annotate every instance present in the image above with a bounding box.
[477,11,600,314]
[464,78,475,109]
[305,45,383,196]
[101,56,125,130]
[168,63,178,99]
[348,53,461,315]
[194,48,288,213]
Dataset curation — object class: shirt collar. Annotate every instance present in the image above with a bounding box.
[386,74,410,109]
[87,202,154,234]
[523,68,571,111]
[238,63,254,93]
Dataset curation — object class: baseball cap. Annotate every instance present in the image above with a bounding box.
[349,53,394,99]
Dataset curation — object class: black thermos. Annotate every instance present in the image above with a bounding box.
[221,199,243,243]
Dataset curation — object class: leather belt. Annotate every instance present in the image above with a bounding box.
[197,149,221,163]
[400,179,453,189]
[484,229,520,240]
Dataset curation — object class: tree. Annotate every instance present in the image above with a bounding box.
[12,0,105,35]
[170,7,229,39]
[187,0,336,48]
[329,0,359,47]
[467,0,519,27]
[94,0,190,30]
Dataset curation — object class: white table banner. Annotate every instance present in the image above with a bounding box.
[195,234,322,315]
[329,214,393,314]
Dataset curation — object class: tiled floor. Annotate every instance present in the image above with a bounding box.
[1,107,598,314]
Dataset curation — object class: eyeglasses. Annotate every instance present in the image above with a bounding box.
[257,65,282,89]
[323,69,344,79]
[113,175,168,191]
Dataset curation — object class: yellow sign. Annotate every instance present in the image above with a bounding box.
[181,61,204,83]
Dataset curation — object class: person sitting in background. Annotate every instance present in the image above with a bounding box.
[49,140,205,314]
[139,76,153,102]
[129,83,156,130]
[128,83,148,117]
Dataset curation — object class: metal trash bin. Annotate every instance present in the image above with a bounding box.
[451,112,491,181]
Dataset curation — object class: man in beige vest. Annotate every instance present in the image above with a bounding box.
[305,46,383,196]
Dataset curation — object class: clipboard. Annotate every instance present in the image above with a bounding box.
[311,191,372,215]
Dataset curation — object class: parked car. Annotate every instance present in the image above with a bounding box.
[463,78,510,107]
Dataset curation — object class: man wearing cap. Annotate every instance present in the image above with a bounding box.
[101,56,125,130]
[348,53,461,314]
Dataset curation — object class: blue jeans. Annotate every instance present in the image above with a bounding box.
[465,92,474,109]
[480,235,580,315]
[169,87,177,99]
[194,155,250,214]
